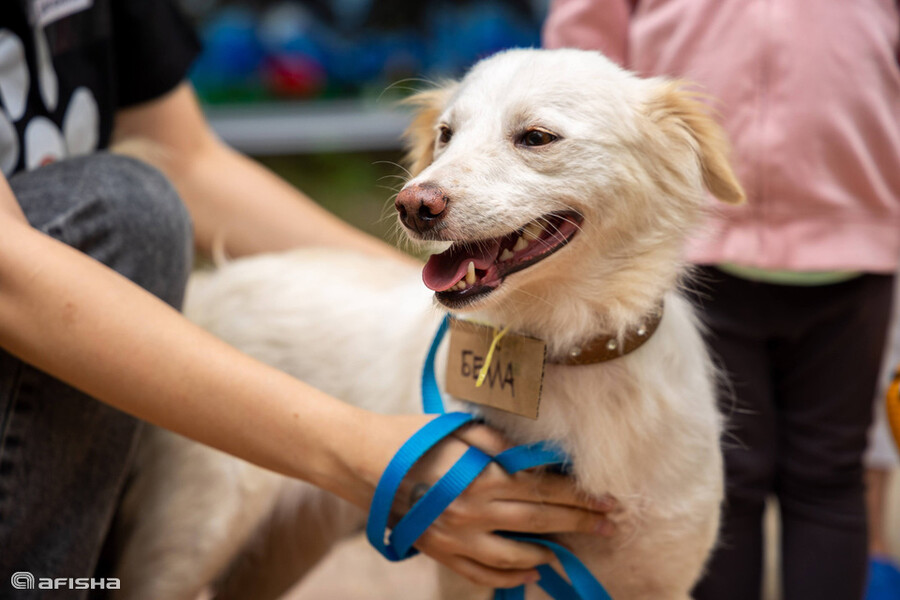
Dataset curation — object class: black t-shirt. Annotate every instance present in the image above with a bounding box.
[0,0,200,177]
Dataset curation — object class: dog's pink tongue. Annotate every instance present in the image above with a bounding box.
[423,240,501,291]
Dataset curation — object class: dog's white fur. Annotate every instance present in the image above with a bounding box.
[114,48,744,600]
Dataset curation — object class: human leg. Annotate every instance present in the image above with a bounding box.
[689,268,778,600]
[0,154,192,595]
[772,275,894,600]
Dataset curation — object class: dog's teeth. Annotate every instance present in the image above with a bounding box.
[466,261,476,285]
[522,222,542,241]
[513,236,529,252]
[500,248,515,261]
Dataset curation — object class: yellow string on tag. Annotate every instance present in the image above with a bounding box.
[475,325,510,388]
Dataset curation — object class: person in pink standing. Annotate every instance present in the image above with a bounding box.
[543,1,900,599]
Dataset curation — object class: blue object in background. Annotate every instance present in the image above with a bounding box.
[188,0,547,104]
[190,7,266,101]
[865,556,900,600]
[428,2,539,75]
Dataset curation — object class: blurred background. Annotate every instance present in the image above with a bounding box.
[179,0,550,246]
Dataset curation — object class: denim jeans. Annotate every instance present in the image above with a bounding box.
[0,154,193,598]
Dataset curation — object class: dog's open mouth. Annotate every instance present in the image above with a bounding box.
[422,211,582,306]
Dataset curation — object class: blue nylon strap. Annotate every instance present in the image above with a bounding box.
[497,535,614,600]
[495,441,569,474]
[535,564,581,600]
[366,411,476,560]
[494,564,576,600]
[366,317,612,599]
[390,445,493,557]
[421,314,451,414]
[493,587,522,600]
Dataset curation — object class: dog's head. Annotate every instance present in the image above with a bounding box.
[396,49,743,333]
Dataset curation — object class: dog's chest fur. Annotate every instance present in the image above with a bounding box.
[439,292,722,523]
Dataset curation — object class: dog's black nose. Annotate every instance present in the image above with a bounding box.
[395,183,449,234]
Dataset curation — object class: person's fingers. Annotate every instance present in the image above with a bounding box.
[403,420,614,512]
[462,534,556,571]
[478,468,616,513]
[417,482,612,540]
[484,501,617,536]
[453,423,512,455]
[416,529,543,588]
[439,554,541,589]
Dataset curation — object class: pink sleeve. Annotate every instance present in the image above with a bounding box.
[541,0,631,67]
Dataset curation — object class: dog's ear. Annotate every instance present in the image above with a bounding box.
[645,82,745,204]
[402,83,458,176]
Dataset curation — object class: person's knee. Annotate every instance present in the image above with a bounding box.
[721,436,777,515]
[94,154,194,309]
[15,154,194,309]
[778,445,867,528]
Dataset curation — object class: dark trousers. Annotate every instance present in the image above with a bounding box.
[0,154,193,598]
[689,267,895,600]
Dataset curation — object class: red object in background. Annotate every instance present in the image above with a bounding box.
[262,54,326,99]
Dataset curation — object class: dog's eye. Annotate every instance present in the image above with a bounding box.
[438,125,453,144]
[520,129,558,147]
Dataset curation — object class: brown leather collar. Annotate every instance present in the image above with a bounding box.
[549,304,664,366]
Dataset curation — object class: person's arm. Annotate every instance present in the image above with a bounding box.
[542,0,632,67]
[0,175,371,493]
[111,83,412,262]
[0,178,613,587]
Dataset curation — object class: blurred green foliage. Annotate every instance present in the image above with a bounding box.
[257,150,408,247]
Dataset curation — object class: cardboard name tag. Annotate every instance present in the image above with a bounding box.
[445,318,546,419]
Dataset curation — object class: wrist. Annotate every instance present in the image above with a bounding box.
[297,405,384,509]
[307,410,435,512]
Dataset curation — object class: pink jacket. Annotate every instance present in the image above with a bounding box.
[544,0,900,272]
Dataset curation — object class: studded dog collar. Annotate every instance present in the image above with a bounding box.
[549,305,664,366]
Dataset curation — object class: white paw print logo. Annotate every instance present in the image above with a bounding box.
[0,25,99,176]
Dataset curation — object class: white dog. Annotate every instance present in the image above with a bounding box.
[114,48,744,600]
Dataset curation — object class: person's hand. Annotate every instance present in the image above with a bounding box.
[346,413,618,589]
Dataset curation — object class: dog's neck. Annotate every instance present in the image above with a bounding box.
[466,245,684,358]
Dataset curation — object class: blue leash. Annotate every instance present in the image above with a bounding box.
[366,315,612,599]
